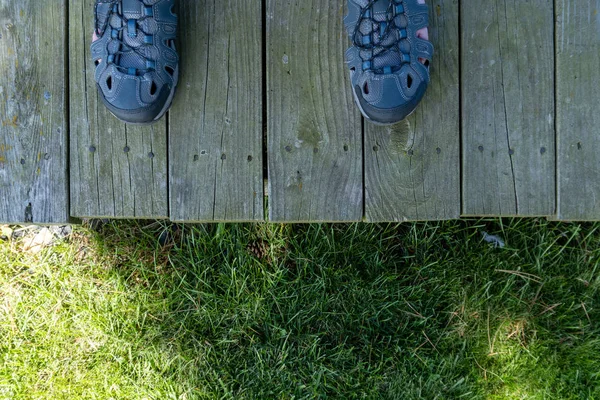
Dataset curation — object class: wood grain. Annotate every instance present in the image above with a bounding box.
[0,0,68,223]
[169,0,264,222]
[461,0,555,216]
[267,1,362,222]
[69,0,168,219]
[364,0,460,222]
[556,0,600,220]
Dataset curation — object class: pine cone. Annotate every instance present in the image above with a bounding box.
[247,239,268,259]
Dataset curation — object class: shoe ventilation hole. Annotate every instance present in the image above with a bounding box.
[407,75,413,89]
[363,82,369,95]
[95,59,100,67]
[164,39,176,49]
[165,65,175,76]
[150,81,157,95]
[106,75,112,90]
[423,59,430,68]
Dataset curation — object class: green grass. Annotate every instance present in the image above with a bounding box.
[0,219,599,399]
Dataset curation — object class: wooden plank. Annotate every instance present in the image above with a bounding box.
[169,0,263,222]
[267,1,362,222]
[364,0,460,222]
[69,0,168,219]
[556,0,600,220]
[0,0,68,224]
[461,0,555,216]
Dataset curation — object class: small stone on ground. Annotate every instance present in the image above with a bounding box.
[23,227,56,254]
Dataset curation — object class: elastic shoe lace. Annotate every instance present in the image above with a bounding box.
[94,0,156,75]
[351,0,409,74]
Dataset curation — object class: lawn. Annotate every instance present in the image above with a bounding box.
[0,219,599,399]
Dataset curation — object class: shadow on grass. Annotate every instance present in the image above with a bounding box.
[79,219,600,399]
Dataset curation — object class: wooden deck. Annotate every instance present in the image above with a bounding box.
[0,0,597,223]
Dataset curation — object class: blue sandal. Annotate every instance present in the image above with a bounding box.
[92,0,179,124]
[345,0,433,125]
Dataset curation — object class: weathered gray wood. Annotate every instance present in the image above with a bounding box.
[556,0,600,220]
[461,0,555,216]
[267,1,363,222]
[69,0,168,219]
[169,0,263,222]
[0,1,68,223]
[364,0,460,222]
